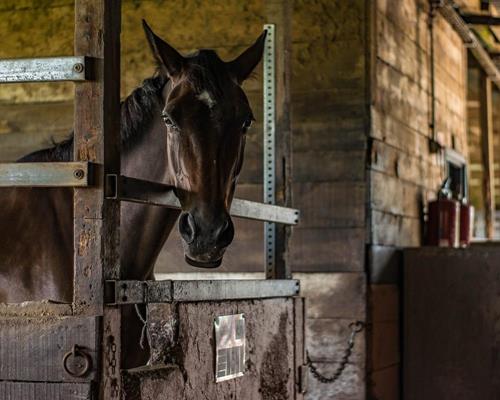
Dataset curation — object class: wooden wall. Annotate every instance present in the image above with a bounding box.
[367,0,468,398]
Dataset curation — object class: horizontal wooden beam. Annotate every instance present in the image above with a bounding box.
[461,13,500,26]
[106,174,300,225]
[105,279,300,304]
[0,56,89,83]
[0,162,93,187]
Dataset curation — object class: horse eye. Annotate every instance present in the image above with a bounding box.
[162,112,177,129]
[242,117,253,133]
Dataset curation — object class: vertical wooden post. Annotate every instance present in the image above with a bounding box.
[265,0,293,279]
[480,72,496,239]
[73,0,122,398]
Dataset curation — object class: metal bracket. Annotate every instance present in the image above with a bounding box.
[263,24,276,276]
[0,56,90,83]
[0,162,94,187]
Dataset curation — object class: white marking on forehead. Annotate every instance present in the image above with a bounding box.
[196,90,216,109]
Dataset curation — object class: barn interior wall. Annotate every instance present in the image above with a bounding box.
[0,1,368,399]
[367,0,468,399]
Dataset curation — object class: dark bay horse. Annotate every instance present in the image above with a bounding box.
[0,21,266,367]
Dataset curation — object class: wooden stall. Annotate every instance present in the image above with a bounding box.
[0,1,306,399]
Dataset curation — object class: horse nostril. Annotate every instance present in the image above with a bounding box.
[217,218,234,248]
[179,212,196,244]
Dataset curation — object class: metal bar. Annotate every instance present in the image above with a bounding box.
[105,174,177,206]
[172,279,300,301]
[263,24,277,275]
[461,13,500,26]
[0,56,88,83]
[0,162,93,187]
[105,280,173,304]
[106,174,300,225]
[230,198,299,225]
[105,279,300,304]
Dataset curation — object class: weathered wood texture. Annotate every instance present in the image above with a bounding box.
[73,2,122,400]
[0,382,92,400]
[404,247,500,400]
[368,0,468,398]
[479,74,496,238]
[298,273,366,400]
[0,316,99,382]
[121,298,301,400]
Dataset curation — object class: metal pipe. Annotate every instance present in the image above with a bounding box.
[438,0,500,90]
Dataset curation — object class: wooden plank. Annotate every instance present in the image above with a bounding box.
[369,284,399,322]
[0,301,72,317]
[0,162,92,187]
[264,0,292,279]
[293,182,366,228]
[306,362,366,400]
[290,228,366,272]
[0,316,99,382]
[0,382,92,400]
[137,299,297,399]
[370,210,420,247]
[480,73,496,239]
[404,247,500,399]
[370,365,399,400]
[297,272,366,320]
[369,139,442,190]
[73,1,122,399]
[368,245,402,284]
[370,321,399,370]
[306,318,365,363]
[370,170,423,218]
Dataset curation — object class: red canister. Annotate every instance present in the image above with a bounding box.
[459,203,474,247]
[427,198,460,247]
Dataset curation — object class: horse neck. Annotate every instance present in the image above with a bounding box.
[119,109,180,280]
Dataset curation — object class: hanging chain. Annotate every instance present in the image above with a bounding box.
[106,336,119,397]
[306,321,365,384]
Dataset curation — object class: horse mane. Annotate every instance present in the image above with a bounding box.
[18,50,230,163]
[18,74,168,162]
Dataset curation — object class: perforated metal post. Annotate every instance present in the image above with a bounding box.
[263,24,276,277]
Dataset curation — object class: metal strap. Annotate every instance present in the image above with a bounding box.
[0,56,88,83]
[0,162,93,187]
[263,24,276,276]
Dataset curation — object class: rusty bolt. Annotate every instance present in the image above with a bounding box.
[74,169,85,180]
[73,63,84,74]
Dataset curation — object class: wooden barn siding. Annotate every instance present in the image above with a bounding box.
[367,0,468,399]
[0,2,369,399]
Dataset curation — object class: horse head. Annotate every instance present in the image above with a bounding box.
[143,21,266,268]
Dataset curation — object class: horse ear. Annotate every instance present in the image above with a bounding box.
[227,30,267,84]
[142,19,184,77]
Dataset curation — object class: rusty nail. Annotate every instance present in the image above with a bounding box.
[74,169,85,180]
[73,63,84,73]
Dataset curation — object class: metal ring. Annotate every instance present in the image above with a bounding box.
[63,345,92,377]
[348,321,365,333]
